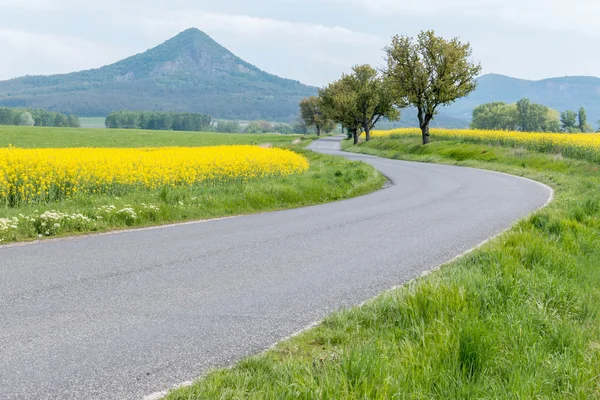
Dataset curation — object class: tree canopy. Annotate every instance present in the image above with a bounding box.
[472,99,561,132]
[0,107,80,128]
[318,65,399,144]
[299,97,329,136]
[319,77,364,144]
[471,102,518,131]
[385,30,481,144]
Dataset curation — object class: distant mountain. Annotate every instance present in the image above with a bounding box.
[0,28,316,121]
[439,74,600,127]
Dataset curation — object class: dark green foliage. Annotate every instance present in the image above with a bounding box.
[0,107,80,127]
[0,29,316,122]
[105,110,212,131]
[561,110,578,132]
[471,99,561,132]
[470,102,518,130]
[516,98,561,132]
[577,107,593,132]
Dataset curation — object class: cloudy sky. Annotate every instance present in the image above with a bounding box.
[0,0,598,86]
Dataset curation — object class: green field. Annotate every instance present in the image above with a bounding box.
[0,127,385,244]
[166,136,600,399]
[79,117,107,129]
[0,125,302,148]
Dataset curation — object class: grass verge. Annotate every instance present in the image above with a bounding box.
[166,136,600,399]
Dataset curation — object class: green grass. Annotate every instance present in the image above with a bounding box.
[79,117,107,129]
[165,136,600,399]
[0,129,384,243]
[0,125,303,148]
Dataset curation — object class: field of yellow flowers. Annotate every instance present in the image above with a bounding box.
[0,146,309,205]
[373,128,600,163]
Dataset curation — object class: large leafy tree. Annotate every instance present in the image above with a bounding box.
[319,78,363,145]
[578,107,592,132]
[319,65,400,145]
[516,98,561,132]
[342,65,400,141]
[471,102,518,130]
[560,110,579,132]
[385,30,481,144]
[299,97,329,136]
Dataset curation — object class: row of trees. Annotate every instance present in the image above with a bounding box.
[245,120,295,134]
[0,108,80,128]
[559,108,593,133]
[105,111,212,131]
[300,31,482,145]
[212,120,313,134]
[471,100,593,133]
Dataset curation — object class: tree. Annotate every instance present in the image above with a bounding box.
[516,98,561,132]
[319,77,363,145]
[299,97,329,136]
[66,115,81,128]
[16,112,34,126]
[245,121,262,134]
[322,120,336,134]
[215,120,240,133]
[561,110,579,132]
[385,30,481,144]
[273,123,292,134]
[257,120,274,133]
[341,65,399,141]
[471,102,518,130]
[577,107,593,132]
[292,117,310,135]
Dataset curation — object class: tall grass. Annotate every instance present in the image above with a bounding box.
[166,137,600,399]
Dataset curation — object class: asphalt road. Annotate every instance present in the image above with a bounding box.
[0,137,552,399]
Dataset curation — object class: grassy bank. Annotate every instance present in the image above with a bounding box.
[0,125,301,148]
[166,136,600,399]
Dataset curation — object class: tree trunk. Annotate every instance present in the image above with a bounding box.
[419,110,432,145]
[316,125,321,137]
[352,129,359,145]
[420,122,430,145]
[364,122,371,141]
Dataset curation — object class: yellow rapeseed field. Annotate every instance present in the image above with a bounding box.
[0,146,309,204]
[372,128,600,163]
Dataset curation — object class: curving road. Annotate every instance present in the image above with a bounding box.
[0,137,551,399]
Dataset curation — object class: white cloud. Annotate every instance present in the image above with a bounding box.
[326,0,600,39]
[0,29,126,79]
[140,10,378,46]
